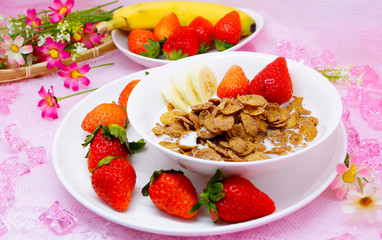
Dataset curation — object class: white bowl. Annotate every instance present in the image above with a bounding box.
[112,8,264,68]
[127,52,343,178]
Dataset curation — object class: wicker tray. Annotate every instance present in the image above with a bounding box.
[0,34,116,83]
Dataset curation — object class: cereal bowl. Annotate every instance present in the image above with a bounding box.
[127,52,342,178]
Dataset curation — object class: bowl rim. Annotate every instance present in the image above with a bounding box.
[126,51,343,167]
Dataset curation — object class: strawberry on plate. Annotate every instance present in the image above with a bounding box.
[91,156,136,212]
[217,64,249,99]
[82,124,129,172]
[249,56,293,104]
[211,11,242,51]
[188,16,213,53]
[128,29,160,58]
[81,103,127,133]
[154,12,180,41]
[142,169,198,219]
[118,79,141,110]
[162,26,200,60]
[191,169,276,223]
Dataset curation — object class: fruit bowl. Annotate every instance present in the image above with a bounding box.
[127,52,343,178]
[112,8,264,68]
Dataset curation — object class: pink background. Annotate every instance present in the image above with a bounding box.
[1,0,382,239]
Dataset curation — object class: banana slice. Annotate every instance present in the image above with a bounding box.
[172,71,200,106]
[161,80,190,112]
[188,61,218,103]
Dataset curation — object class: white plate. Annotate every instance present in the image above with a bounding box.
[112,8,264,68]
[52,69,347,236]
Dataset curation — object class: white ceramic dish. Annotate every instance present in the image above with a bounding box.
[112,8,264,68]
[127,52,343,178]
[52,68,347,235]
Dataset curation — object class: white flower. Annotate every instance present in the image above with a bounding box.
[1,35,33,66]
[341,183,382,223]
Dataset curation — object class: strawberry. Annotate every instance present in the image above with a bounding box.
[82,124,129,172]
[142,170,198,219]
[91,156,136,211]
[211,11,241,51]
[162,26,200,60]
[128,29,160,58]
[81,103,127,133]
[154,12,180,41]
[249,57,293,104]
[191,170,276,223]
[188,16,213,53]
[118,79,141,110]
[217,64,249,99]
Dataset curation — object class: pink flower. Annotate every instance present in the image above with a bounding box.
[36,37,70,69]
[330,155,371,200]
[1,35,33,66]
[37,85,60,119]
[48,0,74,23]
[26,9,41,28]
[58,63,91,91]
[72,22,104,49]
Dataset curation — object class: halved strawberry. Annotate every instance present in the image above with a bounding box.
[217,64,249,99]
[154,12,180,41]
[249,57,293,104]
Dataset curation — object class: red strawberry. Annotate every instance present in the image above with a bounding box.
[154,12,180,41]
[128,29,160,58]
[249,57,293,104]
[162,26,200,60]
[118,79,140,110]
[83,125,129,172]
[91,156,136,211]
[211,11,242,51]
[217,64,249,99]
[188,16,213,53]
[142,170,198,219]
[191,170,275,223]
[81,103,127,133]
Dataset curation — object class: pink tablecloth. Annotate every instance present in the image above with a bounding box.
[1,0,381,239]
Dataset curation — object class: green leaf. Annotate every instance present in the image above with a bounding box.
[127,139,146,154]
[90,156,115,173]
[82,125,102,147]
[139,38,160,58]
[212,37,233,51]
[198,42,211,54]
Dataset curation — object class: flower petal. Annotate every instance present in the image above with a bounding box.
[14,36,24,47]
[19,45,33,54]
[13,52,25,65]
[2,35,13,45]
[78,76,90,86]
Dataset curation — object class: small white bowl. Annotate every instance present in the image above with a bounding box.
[112,8,264,68]
[127,52,343,178]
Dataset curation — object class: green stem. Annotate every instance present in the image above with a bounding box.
[90,63,114,69]
[59,88,98,100]
[358,177,364,194]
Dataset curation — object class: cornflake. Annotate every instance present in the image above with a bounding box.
[152,94,319,162]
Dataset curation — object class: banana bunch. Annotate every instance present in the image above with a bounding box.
[97,1,256,37]
[161,61,218,112]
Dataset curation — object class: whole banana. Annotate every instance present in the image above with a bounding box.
[97,1,256,37]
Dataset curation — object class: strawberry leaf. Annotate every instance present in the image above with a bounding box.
[139,38,160,58]
[82,125,103,147]
[198,42,211,54]
[190,169,225,223]
[212,37,233,51]
[127,139,146,154]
